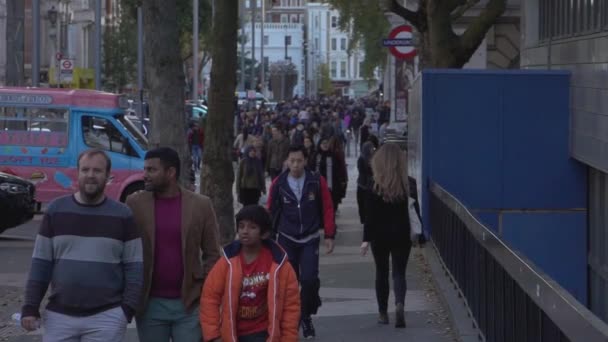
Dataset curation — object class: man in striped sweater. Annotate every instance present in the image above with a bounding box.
[21,149,144,341]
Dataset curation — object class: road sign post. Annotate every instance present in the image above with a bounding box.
[60,59,74,84]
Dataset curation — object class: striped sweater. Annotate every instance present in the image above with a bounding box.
[22,195,144,321]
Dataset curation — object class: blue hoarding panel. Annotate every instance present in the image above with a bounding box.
[501,212,588,304]
[501,76,587,209]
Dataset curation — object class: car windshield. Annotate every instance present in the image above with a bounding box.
[115,114,148,151]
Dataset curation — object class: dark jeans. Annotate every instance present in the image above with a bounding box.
[278,235,321,317]
[371,239,412,313]
[238,331,268,342]
[239,188,261,206]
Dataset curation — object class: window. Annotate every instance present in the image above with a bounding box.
[340,61,346,78]
[291,14,298,23]
[331,38,337,51]
[315,15,319,28]
[299,14,305,23]
[280,14,288,23]
[82,116,137,157]
[314,38,319,50]
[359,61,364,78]
[245,0,250,8]
[330,61,337,78]
[263,35,269,46]
[540,0,607,41]
[331,16,338,28]
[340,38,346,51]
[280,0,287,6]
[0,107,69,147]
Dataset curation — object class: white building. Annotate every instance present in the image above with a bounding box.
[243,22,306,97]
[306,2,370,98]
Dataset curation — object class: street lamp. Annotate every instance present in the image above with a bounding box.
[48,6,58,27]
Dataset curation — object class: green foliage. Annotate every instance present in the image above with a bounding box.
[326,0,390,79]
[317,63,333,95]
[103,7,137,91]
[121,0,212,62]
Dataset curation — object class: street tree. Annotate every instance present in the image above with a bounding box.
[103,11,137,92]
[328,0,507,70]
[201,0,238,244]
[141,0,190,185]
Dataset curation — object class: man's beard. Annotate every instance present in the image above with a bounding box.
[80,181,105,201]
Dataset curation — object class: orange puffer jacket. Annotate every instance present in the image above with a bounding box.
[200,239,300,342]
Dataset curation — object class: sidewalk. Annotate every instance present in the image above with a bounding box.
[309,156,457,341]
[2,154,462,342]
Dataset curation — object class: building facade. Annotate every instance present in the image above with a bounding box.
[521,0,608,322]
[0,0,117,88]
[305,2,370,98]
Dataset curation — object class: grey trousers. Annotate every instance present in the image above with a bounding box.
[42,306,128,342]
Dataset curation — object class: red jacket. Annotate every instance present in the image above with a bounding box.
[200,240,300,342]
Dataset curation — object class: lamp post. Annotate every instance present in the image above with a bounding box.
[47,6,58,87]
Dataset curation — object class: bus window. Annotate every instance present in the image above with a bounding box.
[81,115,137,157]
[0,106,69,147]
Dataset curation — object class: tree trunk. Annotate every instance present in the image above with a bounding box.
[426,0,462,68]
[201,0,238,244]
[6,0,24,86]
[142,0,190,185]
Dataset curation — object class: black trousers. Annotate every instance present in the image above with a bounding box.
[371,238,412,313]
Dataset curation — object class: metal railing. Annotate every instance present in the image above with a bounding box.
[429,182,608,342]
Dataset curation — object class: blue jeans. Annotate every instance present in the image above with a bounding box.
[191,145,202,169]
[136,298,201,342]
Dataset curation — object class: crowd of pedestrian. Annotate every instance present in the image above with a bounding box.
[19,94,424,342]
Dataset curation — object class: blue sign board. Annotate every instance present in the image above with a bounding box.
[382,38,413,47]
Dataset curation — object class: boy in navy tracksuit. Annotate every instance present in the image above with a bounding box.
[267,145,336,339]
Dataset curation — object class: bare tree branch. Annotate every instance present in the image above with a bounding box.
[459,0,506,54]
[451,0,481,21]
[390,0,420,28]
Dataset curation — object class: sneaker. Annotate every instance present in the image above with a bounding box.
[301,316,316,339]
[378,312,389,325]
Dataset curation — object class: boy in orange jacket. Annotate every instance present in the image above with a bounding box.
[200,205,300,342]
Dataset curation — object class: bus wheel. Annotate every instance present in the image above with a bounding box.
[120,182,145,202]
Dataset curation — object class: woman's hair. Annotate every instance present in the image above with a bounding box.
[371,143,409,202]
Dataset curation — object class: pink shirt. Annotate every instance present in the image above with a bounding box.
[149,195,183,299]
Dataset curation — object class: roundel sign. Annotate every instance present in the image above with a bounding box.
[383,25,416,60]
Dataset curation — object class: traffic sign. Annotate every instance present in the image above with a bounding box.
[60,59,74,83]
[385,25,416,60]
[55,52,63,61]
[61,59,73,70]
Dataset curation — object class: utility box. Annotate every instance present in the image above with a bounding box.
[408,69,588,303]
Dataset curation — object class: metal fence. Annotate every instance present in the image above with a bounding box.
[429,182,608,342]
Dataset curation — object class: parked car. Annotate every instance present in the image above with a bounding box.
[0,171,38,234]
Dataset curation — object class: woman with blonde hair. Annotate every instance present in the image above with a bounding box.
[360,143,421,328]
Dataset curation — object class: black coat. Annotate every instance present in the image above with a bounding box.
[363,177,421,243]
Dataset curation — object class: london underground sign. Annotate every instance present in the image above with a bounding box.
[383,25,416,60]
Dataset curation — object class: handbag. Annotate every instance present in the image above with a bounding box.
[408,196,423,243]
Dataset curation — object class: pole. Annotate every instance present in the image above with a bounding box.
[260,0,265,95]
[193,0,199,101]
[250,0,256,91]
[94,0,102,90]
[239,1,245,91]
[137,7,144,119]
[32,0,40,86]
